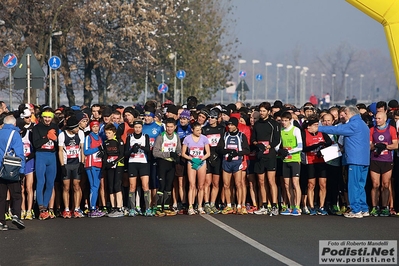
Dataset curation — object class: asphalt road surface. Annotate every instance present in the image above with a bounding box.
[1,214,398,266]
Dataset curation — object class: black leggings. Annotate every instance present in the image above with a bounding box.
[106,166,123,194]
[0,180,22,224]
[157,159,175,193]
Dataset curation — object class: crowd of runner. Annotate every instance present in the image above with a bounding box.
[1,96,399,225]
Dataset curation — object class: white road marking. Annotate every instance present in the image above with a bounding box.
[201,215,302,266]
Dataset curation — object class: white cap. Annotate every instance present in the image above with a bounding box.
[20,109,32,118]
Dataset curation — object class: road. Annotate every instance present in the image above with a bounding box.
[1,214,398,266]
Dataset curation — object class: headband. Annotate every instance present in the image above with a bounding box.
[144,111,155,118]
[42,112,54,118]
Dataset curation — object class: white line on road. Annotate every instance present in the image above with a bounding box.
[201,215,302,266]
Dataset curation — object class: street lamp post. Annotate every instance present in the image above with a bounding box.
[350,77,353,99]
[265,62,272,101]
[286,65,292,103]
[344,74,349,102]
[321,73,325,99]
[360,74,364,102]
[332,74,336,105]
[310,74,315,94]
[276,63,283,99]
[168,52,178,104]
[301,67,308,106]
[49,30,62,108]
[252,60,260,105]
[294,66,301,106]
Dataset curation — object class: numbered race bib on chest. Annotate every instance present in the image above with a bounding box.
[23,143,31,156]
[41,140,54,150]
[227,144,239,160]
[163,142,176,152]
[190,147,204,158]
[207,134,221,147]
[66,145,80,159]
[259,141,269,154]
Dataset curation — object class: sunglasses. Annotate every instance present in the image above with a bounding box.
[209,116,218,119]
[304,107,315,111]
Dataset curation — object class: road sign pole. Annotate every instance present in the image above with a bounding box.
[27,54,31,104]
[181,79,183,105]
[49,36,52,108]
[9,69,12,110]
[55,70,58,109]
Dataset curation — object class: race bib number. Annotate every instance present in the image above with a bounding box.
[259,141,269,154]
[207,134,220,147]
[66,145,80,159]
[131,151,145,159]
[41,140,54,150]
[107,155,118,168]
[190,147,204,158]
[23,143,31,156]
[163,142,176,152]
[149,138,155,149]
[93,152,102,163]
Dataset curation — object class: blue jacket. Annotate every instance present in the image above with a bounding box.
[0,124,26,174]
[318,114,370,166]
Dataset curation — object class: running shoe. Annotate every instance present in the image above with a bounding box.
[204,205,212,214]
[302,206,310,215]
[5,212,12,221]
[39,210,50,220]
[187,207,196,215]
[165,210,177,216]
[62,210,72,219]
[84,208,90,216]
[344,211,363,218]
[317,207,328,216]
[108,210,124,218]
[136,207,143,216]
[106,209,116,217]
[123,207,129,216]
[74,209,84,218]
[90,210,105,218]
[11,215,25,230]
[144,208,153,217]
[270,206,279,216]
[210,205,219,214]
[236,207,243,215]
[172,206,178,214]
[197,208,206,215]
[309,208,317,216]
[21,210,26,220]
[370,207,379,217]
[247,206,257,214]
[242,207,248,215]
[362,211,370,217]
[49,210,56,219]
[25,210,33,220]
[280,208,291,215]
[280,204,288,213]
[56,209,62,217]
[128,209,138,217]
[0,223,8,231]
[155,210,166,217]
[291,208,301,216]
[390,208,396,216]
[335,206,346,216]
[151,207,157,216]
[102,207,109,215]
[221,206,234,215]
[254,206,268,215]
[330,205,340,215]
[380,208,390,217]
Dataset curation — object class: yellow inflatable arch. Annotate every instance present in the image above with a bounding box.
[347,0,399,89]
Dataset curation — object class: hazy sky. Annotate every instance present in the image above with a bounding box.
[230,0,389,63]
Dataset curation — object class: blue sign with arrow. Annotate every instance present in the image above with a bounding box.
[239,70,247,78]
[256,74,263,81]
[158,83,169,94]
[2,53,18,69]
[49,56,61,70]
[176,70,186,80]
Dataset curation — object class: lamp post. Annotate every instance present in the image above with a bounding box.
[285,65,292,103]
[360,74,364,101]
[294,66,301,106]
[332,74,336,105]
[265,62,272,100]
[276,63,283,99]
[49,30,62,108]
[252,60,260,105]
[238,59,246,101]
[168,52,178,104]
[310,74,315,94]
[301,67,308,106]
[321,73,325,99]
[350,77,353,99]
[344,74,349,102]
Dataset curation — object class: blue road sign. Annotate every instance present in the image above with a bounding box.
[176,70,186,80]
[239,70,247,78]
[158,83,169,94]
[2,53,18,69]
[256,74,263,81]
[49,56,61,70]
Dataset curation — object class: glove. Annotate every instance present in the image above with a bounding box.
[374,143,387,156]
[47,129,57,141]
[256,143,266,152]
[316,150,323,158]
[191,158,202,165]
[278,148,289,159]
[170,151,178,160]
[98,145,104,153]
[61,165,67,177]
[230,150,238,158]
[208,153,218,167]
[318,142,326,148]
[131,143,140,154]
[78,162,85,175]
[191,162,201,170]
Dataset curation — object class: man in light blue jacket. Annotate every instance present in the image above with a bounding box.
[318,106,370,218]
